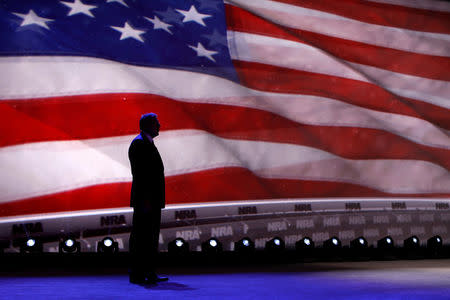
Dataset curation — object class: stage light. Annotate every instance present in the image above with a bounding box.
[404,236,420,249]
[234,237,255,253]
[350,236,368,249]
[27,238,35,247]
[427,235,443,250]
[265,237,285,253]
[97,237,118,253]
[295,237,315,251]
[377,236,394,249]
[168,238,189,255]
[201,238,222,254]
[20,238,43,253]
[323,237,341,249]
[59,237,81,254]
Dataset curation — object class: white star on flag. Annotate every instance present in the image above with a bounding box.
[176,5,211,27]
[144,15,173,34]
[61,0,97,18]
[106,0,128,7]
[189,42,218,62]
[13,9,54,30]
[111,22,146,43]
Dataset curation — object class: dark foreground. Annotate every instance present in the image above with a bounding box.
[0,252,449,299]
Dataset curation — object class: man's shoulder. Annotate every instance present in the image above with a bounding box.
[129,134,145,149]
[131,133,145,143]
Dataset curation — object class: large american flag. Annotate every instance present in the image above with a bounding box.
[0,0,449,218]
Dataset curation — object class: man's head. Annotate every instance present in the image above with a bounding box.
[139,113,160,138]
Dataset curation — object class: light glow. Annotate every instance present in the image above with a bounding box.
[209,239,218,247]
[103,238,113,247]
[65,239,74,247]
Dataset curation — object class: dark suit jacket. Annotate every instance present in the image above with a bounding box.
[129,133,165,211]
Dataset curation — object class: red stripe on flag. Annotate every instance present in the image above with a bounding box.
[2,94,449,169]
[233,60,450,130]
[1,167,447,217]
[225,5,450,81]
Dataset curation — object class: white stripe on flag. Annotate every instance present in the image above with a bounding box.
[0,129,449,203]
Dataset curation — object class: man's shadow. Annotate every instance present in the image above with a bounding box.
[142,281,195,291]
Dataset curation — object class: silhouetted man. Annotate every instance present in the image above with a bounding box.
[128,113,168,284]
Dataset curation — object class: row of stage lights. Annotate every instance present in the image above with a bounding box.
[19,235,443,254]
[174,235,444,255]
[20,237,119,254]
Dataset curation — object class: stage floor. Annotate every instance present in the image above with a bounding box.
[1,258,449,299]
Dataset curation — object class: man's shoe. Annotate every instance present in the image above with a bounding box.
[155,276,169,282]
[147,273,169,283]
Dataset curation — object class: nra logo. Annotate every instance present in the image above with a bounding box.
[436,203,449,210]
[348,216,366,225]
[391,202,407,210]
[175,210,197,220]
[396,214,412,223]
[295,204,312,212]
[267,221,288,232]
[339,230,355,239]
[211,226,233,237]
[176,229,200,241]
[100,215,126,227]
[323,216,340,227]
[296,219,314,229]
[345,203,361,210]
[238,206,257,215]
[12,222,43,235]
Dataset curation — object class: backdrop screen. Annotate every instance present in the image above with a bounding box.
[0,0,449,218]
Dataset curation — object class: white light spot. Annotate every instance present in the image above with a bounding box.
[209,239,217,247]
[26,239,35,247]
[65,239,74,247]
[104,239,113,247]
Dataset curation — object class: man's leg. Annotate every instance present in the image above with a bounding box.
[145,209,168,282]
[129,211,147,283]
[145,208,161,275]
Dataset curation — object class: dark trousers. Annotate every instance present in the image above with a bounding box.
[129,208,161,277]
